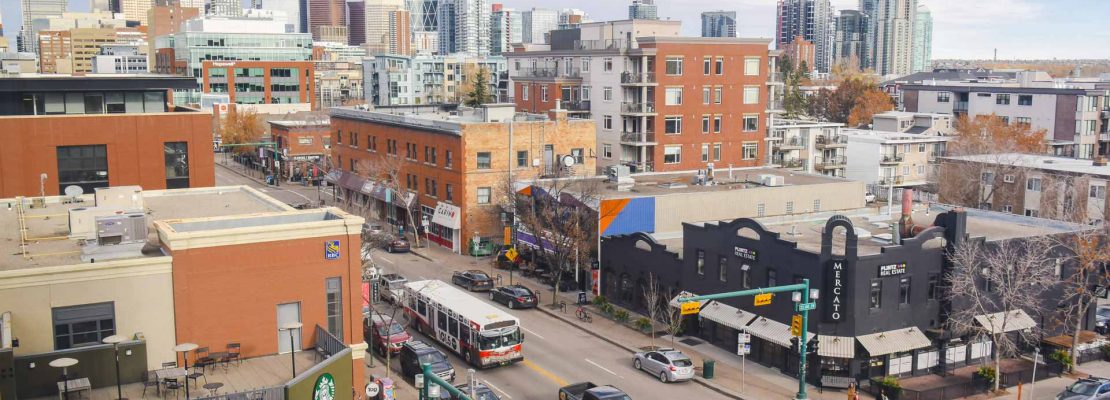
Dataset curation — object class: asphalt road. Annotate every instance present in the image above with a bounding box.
[368,249,731,400]
[214,160,333,206]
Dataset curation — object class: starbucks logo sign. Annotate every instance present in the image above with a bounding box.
[313,373,336,400]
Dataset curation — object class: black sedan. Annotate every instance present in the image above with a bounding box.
[489,285,537,309]
[435,383,500,400]
[452,270,494,292]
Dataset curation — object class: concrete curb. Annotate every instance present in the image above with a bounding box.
[535,304,749,400]
[408,248,435,262]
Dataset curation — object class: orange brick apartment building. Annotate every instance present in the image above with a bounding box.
[202,60,316,109]
[329,104,596,254]
[270,119,332,181]
[0,75,214,198]
[507,19,779,174]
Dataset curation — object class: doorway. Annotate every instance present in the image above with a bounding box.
[277,302,302,354]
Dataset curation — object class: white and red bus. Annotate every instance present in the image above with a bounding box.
[403,280,524,368]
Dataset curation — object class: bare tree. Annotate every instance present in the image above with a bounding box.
[936,115,1049,211]
[354,154,423,247]
[1050,226,1110,372]
[660,298,685,348]
[641,273,663,346]
[946,237,1059,392]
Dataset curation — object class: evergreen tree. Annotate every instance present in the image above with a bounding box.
[465,69,491,107]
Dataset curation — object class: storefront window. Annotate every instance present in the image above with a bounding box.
[164,142,190,189]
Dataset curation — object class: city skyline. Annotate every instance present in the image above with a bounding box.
[2,0,1108,59]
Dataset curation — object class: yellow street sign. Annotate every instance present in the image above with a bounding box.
[754,293,773,306]
[790,314,803,337]
[680,301,702,315]
[505,247,520,262]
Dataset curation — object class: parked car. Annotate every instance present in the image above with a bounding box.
[1056,377,1110,400]
[379,273,409,304]
[435,383,500,400]
[363,223,386,235]
[1095,306,1110,334]
[489,285,537,309]
[452,270,494,292]
[364,314,412,356]
[558,382,631,400]
[864,192,877,203]
[386,237,411,253]
[400,339,455,382]
[632,348,695,383]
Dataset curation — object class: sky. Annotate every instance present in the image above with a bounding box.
[3,0,1108,60]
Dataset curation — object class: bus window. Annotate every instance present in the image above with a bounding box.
[417,299,427,316]
[437,310,448,330]
[449,317,459,337]
[460,325,471,345]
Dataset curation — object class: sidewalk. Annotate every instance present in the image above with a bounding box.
[409,244,867,400]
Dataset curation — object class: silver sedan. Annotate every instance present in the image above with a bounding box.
[632,348,695,383]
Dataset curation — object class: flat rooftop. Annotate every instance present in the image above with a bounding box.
[0,74,198,92]
[330,104,559,134]
[595,168,854,198]
[943,153,1110,177]
[842,129,952,142]
[268,119,331,128]
[0,186,292,272]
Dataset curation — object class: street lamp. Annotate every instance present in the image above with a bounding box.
[279,322,303,379]
[49,358,78,400]
[103,335,127,400]
[173,343,198,400]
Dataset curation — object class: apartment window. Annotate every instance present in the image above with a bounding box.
[786,201,794,214]
[902,166,910,176]
[1003,174,1015,183]
[666,57,684,75]
[702,116,711,134]
[517,150,529,167]
[477,152,491,169]
[164,142,190,189]
[57,145,109,195]
[743,87,759,104]
[336,130,343,144]
[927,274,939,300]
[521,85,529,100]
[1018,95,1033,106]
[349,159,356,171]
[477,187,491,204]
[602,144,613,159]
[918,165,925,175]
[603,58,613,71]
[424,146,430,162]
[1025,209,1039,217]
[430,147,437,164]
[718,256,728,282]
[582,86,591,101]
[703,86,711,104]
[744,57,760,76]
[446,150,453,168]
[813,199,821,212]
[665,87,683,105]
[870,280,882,309]
[714,58,724,75]
[701,144,710,162]
[899,277,910,305]
[603,115,613,130]
[1003,205,1013,213]
[937,92,951,102]
[981,172,995,184]
[541,86,548,102]
[581,58,590,72]
[1027,178,1042,191]
[696,249,705,275]
[713,116,722,133]
[1015,117,1031,126]
[53,302,115,350]
[703,58,711,75]
[368,135,376,151]
[766,269,777,287]
[743,115,758,131]
[742,142,758,160]
[756,203,765,217]
[996,94,1010,105]
[603,87,613,101]
[326,277,343,340]
[918,143,926,152]
[1090,185,1106,200]
[665,116,683,134]
[710,143,720,161]
[664,146,682,164]
[714,87,723,104]
[571,148,584,163]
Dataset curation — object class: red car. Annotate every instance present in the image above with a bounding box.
[364,314,411,356]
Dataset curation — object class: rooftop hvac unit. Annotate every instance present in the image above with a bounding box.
[80,212,149,262]
[69,207,142,240]
[757,174,785,187]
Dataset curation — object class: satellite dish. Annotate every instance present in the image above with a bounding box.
[64,185,84,197]
[562,155,576,167]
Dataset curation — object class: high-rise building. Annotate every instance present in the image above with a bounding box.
[437,0,489,56]
[147,3,199,69]
[308,0,346,40]
[701,11,737,38]
[406,0,438,32]
[255,0,306,33]
[208,0,243,16]
[911,4,932,73]
[522,8,558,44]
[557,8,588,29]
[871,0,916,76]
[388,9,411,55]
[120,0,155,23]
[364,0,405,54]
[19,0,68,53]
[346,0,366,45]
[90,0,119,13]
[39,27,147,74]
[833,9,869,68]
[413,31,438,54]
[490,6,521,54]
[776,0,833,73]
[628,0,657,20]
[157,14,312,79]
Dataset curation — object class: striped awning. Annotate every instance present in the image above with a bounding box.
[818,335,855,359]
[857,327,932,356]
[669,291,708,309]
[974,310,1037,334]
[696,301,756,331]
[745,316,813,348]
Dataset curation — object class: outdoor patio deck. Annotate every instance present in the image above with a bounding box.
[29,351,319,400]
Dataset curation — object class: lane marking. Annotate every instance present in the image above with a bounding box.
[585,358,622,379]
[379,257,395,265]
[522,359,568,387]
[520,326,545,340]
[481,380,512,399]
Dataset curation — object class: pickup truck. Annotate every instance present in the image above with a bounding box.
[558,383,631,400]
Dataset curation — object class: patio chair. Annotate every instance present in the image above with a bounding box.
[225,343,242,366]
[194,347,216,373]
[141,371,161,399]
[186,368,206,389]
[163,377,183,399]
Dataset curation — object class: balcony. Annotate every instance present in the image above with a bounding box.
[880,153,905,164]
[620,130,656,145]
[562,100,591,112]
[954,101,969,112]
[815,135,847,148]
[815,155,846,170]
[1100,133,1110,142]
[781,158,808,170]
[620,102,657,115]
[778,136,806,149]
[513,67,581,79]
[621,159,654,173]
[768,99,785,113]
[620,71,657,85]
[879,175,906,185]
[767,72,784,85]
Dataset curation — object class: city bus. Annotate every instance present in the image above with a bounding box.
[403,280,524,368]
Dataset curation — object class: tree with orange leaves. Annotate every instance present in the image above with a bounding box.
[950,114,1046,156]
[847,88,895,127]
[220,108,265,154]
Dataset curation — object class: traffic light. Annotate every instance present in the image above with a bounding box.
[790,314,803,337]
[789,336,800,353]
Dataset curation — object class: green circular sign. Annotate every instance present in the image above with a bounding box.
[313,373,336,400]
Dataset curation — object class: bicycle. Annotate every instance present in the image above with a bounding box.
[575,306,593,323]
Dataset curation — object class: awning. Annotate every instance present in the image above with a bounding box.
[324,170,342,184]
[744,316,813,348]
[368,183,417,209]
[857,327,932,356]
[696,301,756,331]
[337,171,368,192]
[669,291,707,309]
[818,335,855,359]
[1043,330,1103,349]
[974,309,1037,334]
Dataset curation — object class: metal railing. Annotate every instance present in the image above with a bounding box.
[620,102,656,114]
[780,137,805,147]
[881,153,905,163]
[768,100,785,111]
[1100,133,1110,142]
[954,101,969,111]
[513,67,580,78]
[194,386,285,400]
[620,71,656,84]
[767,72,783,83]
[314,324,346,358]
[782,158,807,169]
[620,131,656,143]
[878,175,905,185]
[815,156,846,168]
[562,100,591,111]
[815,135,847,146]
[572,39,629,51]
